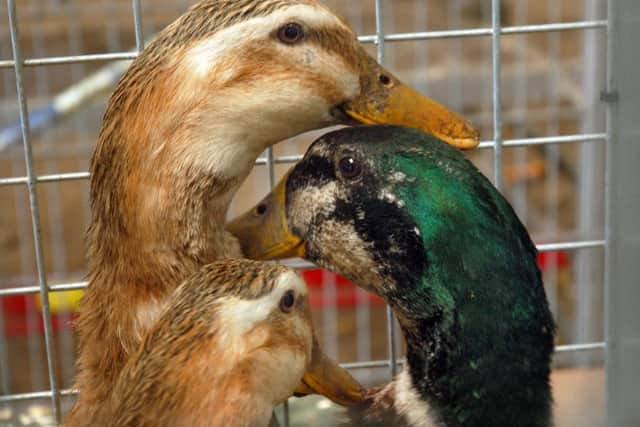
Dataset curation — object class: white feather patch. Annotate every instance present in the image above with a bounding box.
[389,171,407,183]
[378,187,406,208]
[133,296,168,350]
[394,368,438,427]
[290,181,339,232]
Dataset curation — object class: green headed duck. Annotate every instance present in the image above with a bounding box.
[228,125,555,427]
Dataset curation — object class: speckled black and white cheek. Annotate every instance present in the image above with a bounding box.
[307,219,387,295]
[394,369,440,427]
[288,180,340,239]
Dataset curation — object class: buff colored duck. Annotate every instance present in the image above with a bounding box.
[89,259,349,427]
[69,0,478,423]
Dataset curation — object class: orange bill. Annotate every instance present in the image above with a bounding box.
[344,55,479,150]
[227,170,305,261]
[295,335,364,406]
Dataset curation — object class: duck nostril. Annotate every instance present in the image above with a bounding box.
[379,74,392,86]
[256,203,267,215]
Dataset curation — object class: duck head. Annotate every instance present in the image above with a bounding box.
[229,125,555,426]
[160,0,479,152]
[100,259,363,427]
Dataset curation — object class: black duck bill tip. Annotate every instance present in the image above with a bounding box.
[227,170,306,261]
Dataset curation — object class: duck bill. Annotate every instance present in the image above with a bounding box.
[295,335,364,406]
[227,171,306,260]
[344,65,479,150]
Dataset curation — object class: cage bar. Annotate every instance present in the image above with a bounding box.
[0,133,609,187]
[374,0,399,380]
[132,0,145,52]
[5,0,62,422]
[491,0,503,190]
[0,21,607,69]
[0,237,607,299]
[604,0,640,424]
[266,144,291,427]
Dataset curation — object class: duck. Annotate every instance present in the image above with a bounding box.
[85,258,355,427]
[228,125,556,427]
[69,0,479,422]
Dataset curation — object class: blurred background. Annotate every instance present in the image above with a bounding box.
[0,0,607,426]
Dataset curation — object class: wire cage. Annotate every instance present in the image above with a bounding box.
[0,0,638,426]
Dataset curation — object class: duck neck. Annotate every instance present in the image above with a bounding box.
[391,280,553,427]
[88,112,267,293]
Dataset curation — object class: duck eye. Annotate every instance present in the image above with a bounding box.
[280,290,296,313]
[379,74,392,86]
[256,203,267,215]
[277,23,304,44]
[338,156,362,180]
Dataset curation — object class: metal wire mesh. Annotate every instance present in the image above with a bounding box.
[0,0,613,426]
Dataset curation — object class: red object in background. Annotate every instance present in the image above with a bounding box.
[301,269,384,309]
[2,295,73,337]
[537,251,570,271]
[3,294,27,315]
